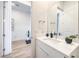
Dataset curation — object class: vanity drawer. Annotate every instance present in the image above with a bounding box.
[36,39,68,58]
[36,44,50,58]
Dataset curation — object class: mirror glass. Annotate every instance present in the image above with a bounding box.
[47,2,78,39]
[47,2,57,37]
[58,2,78,39]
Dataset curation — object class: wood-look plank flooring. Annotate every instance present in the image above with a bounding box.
[3,40,32,58]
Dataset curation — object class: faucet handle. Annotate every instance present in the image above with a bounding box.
[53,32,61,36]
[54,32,57,35]
[59,33,61,36]
[46,33,49,37]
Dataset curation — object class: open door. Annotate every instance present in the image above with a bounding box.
[3,1,12,56]
[0,1,3,57]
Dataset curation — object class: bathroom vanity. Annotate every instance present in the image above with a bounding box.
[36,37,79,58]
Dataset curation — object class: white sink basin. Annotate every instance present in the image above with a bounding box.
[43,37,62,44]
[49,39,61,44]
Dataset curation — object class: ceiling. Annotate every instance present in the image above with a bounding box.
[12,1,31,14]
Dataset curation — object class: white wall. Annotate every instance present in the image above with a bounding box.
[47,2,57,33]
[32,2,49,37]
[32,2,60,57]
[12,8,31,41]
[0,2,3,56]
[32,2,52,57]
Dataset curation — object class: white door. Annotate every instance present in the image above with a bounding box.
[0,1,3,57]
[4,1,12,55]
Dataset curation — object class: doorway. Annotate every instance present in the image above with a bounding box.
[11,1,32,58]
[0,1,32,58]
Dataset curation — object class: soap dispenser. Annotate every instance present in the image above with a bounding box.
[46,33,49,37]
[50,32,53,38]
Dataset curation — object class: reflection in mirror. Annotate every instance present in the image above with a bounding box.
[57,8,64,39]
[58,2,78,40]
[47,2,57,38]
[47,2,78,40]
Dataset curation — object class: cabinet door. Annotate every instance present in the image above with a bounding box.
[36,45,49,58]
[36,40,68,58]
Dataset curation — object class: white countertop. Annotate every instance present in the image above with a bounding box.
[36,36,79,56]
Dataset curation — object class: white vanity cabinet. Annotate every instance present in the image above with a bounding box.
[36,37,79,58]
[36,39,68,58]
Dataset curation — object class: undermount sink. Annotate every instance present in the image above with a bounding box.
[50,39,61,43]
[43,37,62,44]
